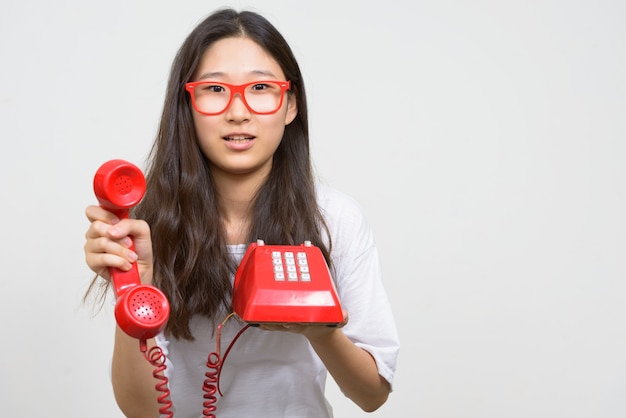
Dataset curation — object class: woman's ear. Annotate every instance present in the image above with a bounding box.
[284,94,298,126]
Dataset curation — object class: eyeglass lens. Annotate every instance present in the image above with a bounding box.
[192,82,285,114]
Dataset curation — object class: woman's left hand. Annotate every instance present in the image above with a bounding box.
[258,310,349,340]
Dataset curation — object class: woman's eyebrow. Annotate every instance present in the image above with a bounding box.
[196,69,279,81]
[249,70,279,78]
[196,71,224,80]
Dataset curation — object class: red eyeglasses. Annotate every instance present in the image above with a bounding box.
[185,80,291,115]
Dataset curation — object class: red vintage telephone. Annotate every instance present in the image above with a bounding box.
[232,240,344,326]
[93,159,170,340]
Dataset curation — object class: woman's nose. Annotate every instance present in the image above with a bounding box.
[225,92,251,121]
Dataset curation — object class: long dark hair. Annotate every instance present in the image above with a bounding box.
[130,8,330,340]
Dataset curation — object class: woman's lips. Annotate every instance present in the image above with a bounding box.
[223,135,255,150]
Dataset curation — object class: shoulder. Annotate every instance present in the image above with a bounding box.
[316,183,365,217]
[316,183,366,222]
[315,183,374,248]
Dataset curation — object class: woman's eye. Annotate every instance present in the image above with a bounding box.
[199,84,225,93]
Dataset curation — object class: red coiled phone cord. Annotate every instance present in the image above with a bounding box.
[140,340,174,418]
[138,314,250,418]
[202,314,251,417]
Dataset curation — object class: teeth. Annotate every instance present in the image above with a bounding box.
[225,135,251,142]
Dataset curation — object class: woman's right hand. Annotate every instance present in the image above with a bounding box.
[84,205,154,285]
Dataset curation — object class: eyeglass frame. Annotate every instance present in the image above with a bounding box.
[185,80,292,116]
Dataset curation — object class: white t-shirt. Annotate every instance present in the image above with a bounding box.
[154,184,400,418]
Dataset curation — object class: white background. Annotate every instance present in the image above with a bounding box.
[1,0,625,417]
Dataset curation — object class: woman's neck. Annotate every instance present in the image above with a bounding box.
[213,170,266,245]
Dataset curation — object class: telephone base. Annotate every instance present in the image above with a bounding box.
[232,241,344,326]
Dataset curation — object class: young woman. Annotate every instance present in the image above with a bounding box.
[84,8,399,418]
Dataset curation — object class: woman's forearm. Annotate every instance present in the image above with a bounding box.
[308,329,390,412]
[111,326,162,418]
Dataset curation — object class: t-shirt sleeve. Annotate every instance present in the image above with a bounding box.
[318,185,400,389]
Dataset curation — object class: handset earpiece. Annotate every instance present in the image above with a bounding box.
[94,159,146,219]
[93,159,170,340]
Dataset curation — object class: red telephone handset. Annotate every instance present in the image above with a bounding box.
[93,159,170,340]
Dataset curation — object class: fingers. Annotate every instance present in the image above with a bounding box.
[85,204,120,225]
[258,314,349,336]
[84,205,152,280]
[84,232,136,275]
[338,309,349,328]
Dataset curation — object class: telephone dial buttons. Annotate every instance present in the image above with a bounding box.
[271,248,311,282]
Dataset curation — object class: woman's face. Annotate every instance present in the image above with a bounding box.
[190,37,298,180]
